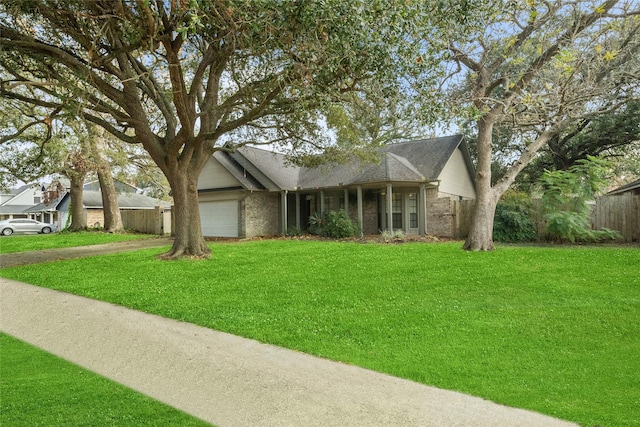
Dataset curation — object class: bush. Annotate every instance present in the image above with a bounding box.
[287,226,302,236]
[540,156,621,243]
[493,191,538,242]
[308,211,360,238]
[545,211,621,243]
[544,211,591,243]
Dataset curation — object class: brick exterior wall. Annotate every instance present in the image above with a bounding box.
[427,198,453,237]
[86,209,103,228]
[241,192,279,238]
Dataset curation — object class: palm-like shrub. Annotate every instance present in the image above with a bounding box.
[308,211,361,238]
[540,156,621,242]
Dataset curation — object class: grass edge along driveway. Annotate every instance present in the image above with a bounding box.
[0,231,156,254]
[1,240,638,426]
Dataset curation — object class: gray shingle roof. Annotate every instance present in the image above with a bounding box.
[25,193,67,213]
[235,147,301,190]
[608,178,640,195]
[0,205,33,214]
[82,191,169,209]
[9,184,33,195]
[216,135,471,191]
[384,135,464,179]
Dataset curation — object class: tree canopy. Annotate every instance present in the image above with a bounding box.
[5,1,633,255]
[1,0,454,258]
[439,0,640,250]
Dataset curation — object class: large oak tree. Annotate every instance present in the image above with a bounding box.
[1,0,437,258]
[440,0,640,250]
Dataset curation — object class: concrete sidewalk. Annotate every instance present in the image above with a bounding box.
[1,278,576,427]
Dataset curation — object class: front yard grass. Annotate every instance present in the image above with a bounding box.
[0,230,155,254]
[0,333,209,426]
[1,240,638,426]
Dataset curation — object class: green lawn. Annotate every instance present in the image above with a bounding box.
[0,333,210,426]
[0,231,155,254]
[1,240,639,426]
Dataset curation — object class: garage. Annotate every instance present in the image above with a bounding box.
[199,200,238,237]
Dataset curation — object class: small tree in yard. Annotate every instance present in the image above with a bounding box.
[540,156,621,242]
[0,1,453,259]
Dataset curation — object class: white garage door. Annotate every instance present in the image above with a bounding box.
[199,200,238,237]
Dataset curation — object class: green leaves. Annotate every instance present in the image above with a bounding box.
[493,191,538,242]
[308,210,361,238]
[540,156,621,242]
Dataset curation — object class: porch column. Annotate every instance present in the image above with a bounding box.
[281,190,288,235]
[386,183,393,232]
[419,184,427,236]
[295,192,301,230]
[344,188,349,213]
[320,190,325,214]
[356,186,363,237]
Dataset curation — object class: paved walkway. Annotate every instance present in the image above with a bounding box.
[0,237,174,268]
[0,244,578,426]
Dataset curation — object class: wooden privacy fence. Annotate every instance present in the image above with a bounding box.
[531,194,639,242]
[452,199,475,239]
[120,206,171,235]
[592,193,639,242]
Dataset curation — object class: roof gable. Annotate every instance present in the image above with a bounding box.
[1,183,39,206]
[298,135,469,189]
[234,147,300,190]
[383,135,464,180]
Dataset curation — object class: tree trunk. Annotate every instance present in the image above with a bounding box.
[68,175,87,231]
[160,170,210,259]
[89,125,124,233]
[464,116,499,251]
[97,166,123,233]
[463,187,499,251]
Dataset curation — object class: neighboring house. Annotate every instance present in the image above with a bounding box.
[21,179,170,231]
[69,190,170,228]
[1,179,170,233]
[197,134,476,238]
[607,178,640,196]
[0,184,43,221]
[24,195,67,228]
